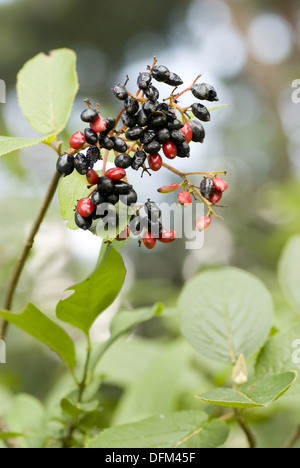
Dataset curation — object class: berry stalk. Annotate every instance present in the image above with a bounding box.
[0,170,62,341]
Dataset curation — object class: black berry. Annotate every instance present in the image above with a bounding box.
[143,100,159,115]
[99,135,114,150]
[86,146,101,166]
[165,72,183,87]
[98,176,114,194]
[106,192,119,205]
[56,153,74,177]
[121,188,138,205]
[75,211,93,230]
[144,85,159,101]
[104,117,116,133]
[125,126,144,141]
[137,109,150,127]
[191,83,219,102]
[113,83,128,100]
[80,107,98,123]
[189,120,205,143]
[176,141,190,158]
[167,119,184,131]
[124,96,139,115]
[148,112,167,130]
[137,72,152,90]
[191,103,211,122]
[113,180,133,195]
[152,65,170,83]
[74,153,89,175]
[110,136,128,153]
[91,189,106,206]
[115,153,132,169]
[143,140,161,155]
[148,218,163,237]
[145,200,161,220]
[132,150,147,170]
[200,177,214,199]
[156,127,171,144]
[122,112,137,128]
[140,129,156,145]
[170,129,186,144]
[84,128,98,145]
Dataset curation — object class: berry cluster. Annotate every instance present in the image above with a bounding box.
[124,200,176,250]
[56,58,227,249]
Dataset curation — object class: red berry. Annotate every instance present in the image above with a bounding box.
[86,169,100,186]
[158,229,177,243]
[157,183,180,194]
[77,198,95,218]
[180,122,193,143]
[209,188,223,204]
[143,231,156,249]
[196,216,211,231]
[116,225,131,241]
[177,191,192,206]
[90,115,107,133]
[149,153,163,171]
[163,140,177,159]
[212,176,228,192]
[69,131,86,150]
[105,167,126,180]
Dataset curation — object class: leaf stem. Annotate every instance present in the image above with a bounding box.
[78,337,92,403]
[61,337,92,448]
[183,171,227,176]
[161,161,223,217]
[234,409,256,448]
[0,170,61,340]
[283,424,300,448]
[101,149,110,176]
[161,161,186,179]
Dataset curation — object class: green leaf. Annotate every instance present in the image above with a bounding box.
[0,134,55,158]
[58,170,132,238]
[256,321,300,394]
[17,48,78,135]
[278,236,300,313]
[3,394,46,448]
[87,411,227,448]
[197,372,296,408]
[0,432,24,440]
[256,321,300,375]
[95,337,162,387]
[58,170,90,230]
[179,419,229,449]
[0,303,76,369]
[89,303,163,372]
[179,267,273,363]
[113,340,191,425]
[61,396,99,418]
[110,303,164,338]
[56,249,126,334]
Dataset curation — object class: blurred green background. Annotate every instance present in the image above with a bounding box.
[0,0,300,448]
